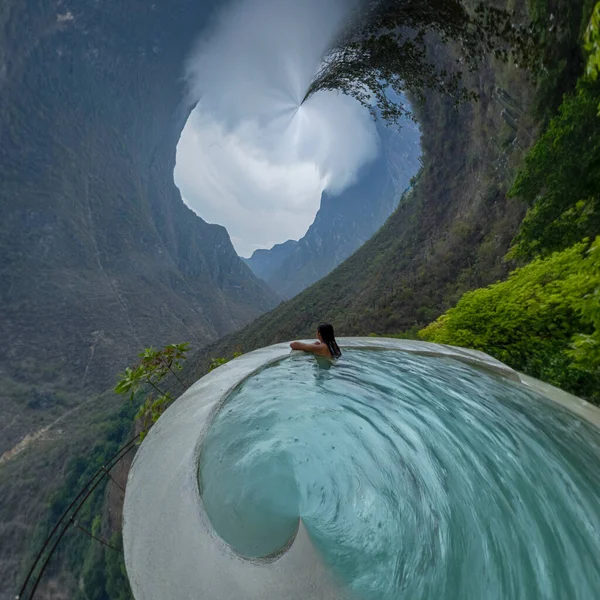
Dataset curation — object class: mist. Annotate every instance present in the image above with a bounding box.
[174,0,382,257]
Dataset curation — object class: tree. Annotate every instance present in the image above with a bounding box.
[508,0,600,261]
[585,2,600,82]
[114,343,189,439]
[570,236,600,374]
[419,242,600,401]
[303,0,538,124]
[508,78,600,258]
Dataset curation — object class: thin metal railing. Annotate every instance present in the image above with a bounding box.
[16,436,139,600]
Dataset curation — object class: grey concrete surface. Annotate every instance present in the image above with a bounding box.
[123,338,600,599]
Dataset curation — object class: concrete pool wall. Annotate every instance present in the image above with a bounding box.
[122,338,600,600]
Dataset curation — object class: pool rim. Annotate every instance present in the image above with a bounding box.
[122,338,600,600]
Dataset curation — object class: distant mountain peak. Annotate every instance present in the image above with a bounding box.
[244,119,421,298]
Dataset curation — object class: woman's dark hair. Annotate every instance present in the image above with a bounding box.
[318,323,342,358]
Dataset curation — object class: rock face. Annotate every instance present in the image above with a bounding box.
[0,1,279,594]
[244,120,421,298]
[186,55,534,380]
[0,0,280,453]
[243,240,299,284]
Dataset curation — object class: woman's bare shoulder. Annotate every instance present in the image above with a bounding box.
[290,341,329,356]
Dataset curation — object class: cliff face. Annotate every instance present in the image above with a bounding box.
[243,240,299,283]
[0,1,279,594]
[0,0,280,454]
[244,119,421,298]
[187,51,534,377]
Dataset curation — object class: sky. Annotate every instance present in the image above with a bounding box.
[174,0,382,258]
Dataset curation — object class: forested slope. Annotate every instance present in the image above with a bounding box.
[244,118,422,298]
[0,1,278,596]
[186,49,535,379]
[421,21,600,402]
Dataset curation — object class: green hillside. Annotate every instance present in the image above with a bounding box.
[185,49,536,379]
[187,0,598,401]
[6,0,599,598]
[421,66,600,402]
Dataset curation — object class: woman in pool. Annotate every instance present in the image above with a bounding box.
[290,323,342,359]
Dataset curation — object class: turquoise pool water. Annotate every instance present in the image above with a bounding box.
[199,350,600,599]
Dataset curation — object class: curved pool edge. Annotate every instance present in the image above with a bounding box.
[123,341,353,600]
[122,338,600,600]
[518,372,600,429]
[340,338,600,428]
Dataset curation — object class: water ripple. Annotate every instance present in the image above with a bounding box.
[199,350,600,599]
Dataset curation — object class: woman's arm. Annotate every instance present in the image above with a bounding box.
[290,341,325,355]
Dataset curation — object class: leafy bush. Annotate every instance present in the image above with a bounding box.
[420,242,600,401]
[508,78,600,258]
[570,236,600,372]
[115,343,189,438]
[208,350,243,372]
[586,1,600,81]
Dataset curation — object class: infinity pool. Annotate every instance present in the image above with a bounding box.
[199,349,600,599]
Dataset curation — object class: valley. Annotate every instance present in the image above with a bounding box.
[2,0,599,598]
[243,118,421,298]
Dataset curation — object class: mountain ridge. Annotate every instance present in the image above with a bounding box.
[243,118,421,298]
[0,0,281,456]
[0,2,279,594]
[185,50,536,382]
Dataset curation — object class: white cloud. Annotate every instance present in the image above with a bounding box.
[177,114,326,256]
[174,0,380,257]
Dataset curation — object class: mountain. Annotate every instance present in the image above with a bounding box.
[186,50,536,379]
[243,119,421,298]
[242,240,298,283]
[0,1,279,595]
[0,0,283,453]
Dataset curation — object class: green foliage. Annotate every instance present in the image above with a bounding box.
[80,518,108,600]
[416,2,600,405]
[509,78,600,258]
[527,0,594,119]
[304,0,538,124]
[104,533,132,600]
[208,350,243,373]
[508,2,600,259]
[78,529,132,600]
[115,343,189,401]
[585,2,600,80]
[115,343,189,438]
[30,402,138,599]
[208,357,228,372]
[184,43,535,383]
[569,236,600,371]
[420,243,600,401]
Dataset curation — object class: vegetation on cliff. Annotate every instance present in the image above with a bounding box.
[420,241,600,401]
[305,0,538,123]
[18,341,245,598]
[420,3,600,403]
[20,403,137,600]
[509,78,600,258]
